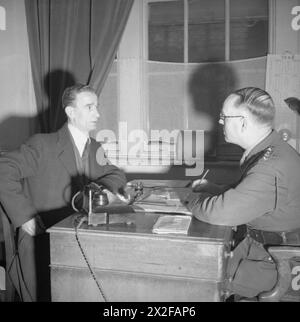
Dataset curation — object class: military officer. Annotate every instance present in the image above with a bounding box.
[184,87,300,299]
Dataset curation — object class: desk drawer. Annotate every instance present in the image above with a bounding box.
[50,265,225,302]
[50,231,230,281]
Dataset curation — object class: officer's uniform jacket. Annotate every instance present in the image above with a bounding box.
[185,130,300,232]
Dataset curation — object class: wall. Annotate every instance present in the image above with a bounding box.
[266,0,300,152]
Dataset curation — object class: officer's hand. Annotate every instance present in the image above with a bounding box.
[192,179,224,195]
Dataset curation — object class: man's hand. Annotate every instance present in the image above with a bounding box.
[116,190,131,204]
[21,216,45,236]
[102,188,131,205]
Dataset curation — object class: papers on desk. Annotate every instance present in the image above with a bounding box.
[133,186,192,215]
[152,215,192,235]
[129,179,191,188]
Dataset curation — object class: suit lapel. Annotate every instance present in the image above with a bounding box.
[56,124,78,179]
[56,126,108,186]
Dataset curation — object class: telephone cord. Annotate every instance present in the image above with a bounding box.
[73,214,108,302]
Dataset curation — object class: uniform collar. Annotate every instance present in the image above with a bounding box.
[240,129,272,165]
[242,130,281,165]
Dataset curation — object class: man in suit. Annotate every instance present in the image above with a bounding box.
[184,87,300,300]
[0,84,127,301]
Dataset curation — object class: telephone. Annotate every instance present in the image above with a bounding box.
[82,182,109,212]
[71,182,109,226]
[82,182,111,226]
[72,181,145,226]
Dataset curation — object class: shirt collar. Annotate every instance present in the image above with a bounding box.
[68,123,90,157]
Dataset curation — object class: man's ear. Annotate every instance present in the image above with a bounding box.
[241,116,247,131]
[65,106,73,119]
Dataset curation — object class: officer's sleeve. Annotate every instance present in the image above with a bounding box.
[184,162,276,226]
[0,135,43,229]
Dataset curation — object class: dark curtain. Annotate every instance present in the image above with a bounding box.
[25,0,133,133]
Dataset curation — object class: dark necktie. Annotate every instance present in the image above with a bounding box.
[82,139,90,177]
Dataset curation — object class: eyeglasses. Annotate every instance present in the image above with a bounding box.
[219,113,244,123]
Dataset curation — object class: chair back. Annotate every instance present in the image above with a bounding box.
[259,246,300,302]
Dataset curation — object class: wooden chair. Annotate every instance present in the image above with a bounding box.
[259,246,300,302]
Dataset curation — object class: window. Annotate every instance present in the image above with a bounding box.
[148,1,184,62]
[148,0,269,63]
[100,0,271,165]
[230,0,268,60]
[147,0,269,160]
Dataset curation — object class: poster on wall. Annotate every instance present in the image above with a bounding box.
[266,53,300,152]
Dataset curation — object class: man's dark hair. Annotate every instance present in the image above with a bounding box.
[62,84,96,109]
[232,87,275,125]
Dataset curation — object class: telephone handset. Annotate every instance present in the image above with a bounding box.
[82,183,112,226]
[71,182,109,225]
[82,182,109,213]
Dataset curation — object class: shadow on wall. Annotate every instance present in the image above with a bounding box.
[0,69,76,152]
[188,62,237,156]
[41,69,76,133]
[126,63,241,183]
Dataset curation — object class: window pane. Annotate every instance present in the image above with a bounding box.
[148,0,184,62]
[230,0,268,60]
[188,0,225,63]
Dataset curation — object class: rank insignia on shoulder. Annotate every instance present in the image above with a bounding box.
[263,146,273,160]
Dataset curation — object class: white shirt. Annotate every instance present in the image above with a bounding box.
[68,123,90,157]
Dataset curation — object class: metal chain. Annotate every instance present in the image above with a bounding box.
[73,215,108,302]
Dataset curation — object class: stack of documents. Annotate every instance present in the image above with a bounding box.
[152,215,192,235]
[130,180,192,215]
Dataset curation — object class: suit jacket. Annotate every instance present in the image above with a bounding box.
[0,123,127,230]
[185,130,300,231]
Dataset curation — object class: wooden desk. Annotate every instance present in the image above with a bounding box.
[48,212,233,302]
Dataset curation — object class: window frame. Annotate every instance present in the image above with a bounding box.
[143,0,273,161]
[146,0,272,63]
[102,0,275,164]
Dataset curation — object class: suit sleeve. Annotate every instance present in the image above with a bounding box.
[0,135,43,229]
[184,162,276,226]
[94,146,127,193]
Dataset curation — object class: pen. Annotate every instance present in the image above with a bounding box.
[199,169,210,185]
[187,169,210,189]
